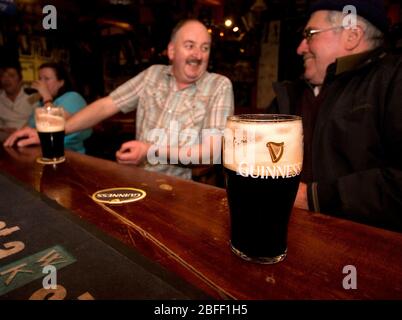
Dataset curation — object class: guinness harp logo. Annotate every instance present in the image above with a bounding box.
[266,142,284,163]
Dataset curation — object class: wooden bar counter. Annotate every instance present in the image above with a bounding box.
[1,146,402,299]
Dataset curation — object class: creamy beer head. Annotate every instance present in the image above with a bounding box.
[35,107,65,133]
[223,114,303,178]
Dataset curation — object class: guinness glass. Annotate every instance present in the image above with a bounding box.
[223,114,303,264]
[35,105,66,165]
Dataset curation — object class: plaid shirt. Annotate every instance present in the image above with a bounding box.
[110,65,234,179]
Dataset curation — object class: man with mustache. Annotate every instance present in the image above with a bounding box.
[269,0,402,231]
[5,19,234,179]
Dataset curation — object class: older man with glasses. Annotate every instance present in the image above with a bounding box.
[268,0,402,232]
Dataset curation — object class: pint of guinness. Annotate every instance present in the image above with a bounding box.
[223,114,303,264]
[35,105,66,164]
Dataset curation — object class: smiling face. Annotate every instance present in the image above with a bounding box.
[297,11,347,85]
[168,20,211,89]
[38,67,64,98]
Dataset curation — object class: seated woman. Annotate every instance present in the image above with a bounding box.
[28,62,92,153]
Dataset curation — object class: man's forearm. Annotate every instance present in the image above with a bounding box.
[65,96,120,134]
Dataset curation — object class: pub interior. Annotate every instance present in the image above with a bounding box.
[1,0,401,182]
[1,0,402,304]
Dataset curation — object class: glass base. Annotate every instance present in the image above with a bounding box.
[231,244,287,264]
[36,156,65,165]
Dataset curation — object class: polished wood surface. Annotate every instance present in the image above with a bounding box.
[1,146,402,299]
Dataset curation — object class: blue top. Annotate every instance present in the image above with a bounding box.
[29,91,92,154]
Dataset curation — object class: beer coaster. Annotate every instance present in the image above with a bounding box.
[92,187,146,205]
[36,157,66,165]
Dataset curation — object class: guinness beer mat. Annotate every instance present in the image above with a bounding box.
[92,187,146,204]
[0,174,208,299]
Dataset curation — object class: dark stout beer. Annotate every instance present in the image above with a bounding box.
[223,114,303,263]
[225,168,300,259]
[38,130,65,159]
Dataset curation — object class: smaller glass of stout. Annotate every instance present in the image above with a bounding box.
[35,104,66,165]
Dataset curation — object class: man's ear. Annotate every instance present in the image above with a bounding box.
[344,25,365,50]
[167,42,174,61]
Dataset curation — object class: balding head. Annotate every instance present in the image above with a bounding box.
[168,19,211,89]
[170,19,210,43]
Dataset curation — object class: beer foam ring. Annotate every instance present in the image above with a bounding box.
[36,157,66,165]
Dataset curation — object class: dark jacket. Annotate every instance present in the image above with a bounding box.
[269,49,402,232]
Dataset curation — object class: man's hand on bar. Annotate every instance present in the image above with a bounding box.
[116,140,151,165]
[3,127,40,148]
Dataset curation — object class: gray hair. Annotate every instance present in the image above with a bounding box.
[326,10,384,49]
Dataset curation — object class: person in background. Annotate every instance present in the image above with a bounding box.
[268,0,402,231]
[0,63,35,140]
[5,19,234,179]
[26,62,92,154]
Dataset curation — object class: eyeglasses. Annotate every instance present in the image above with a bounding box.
[302,26,344,41]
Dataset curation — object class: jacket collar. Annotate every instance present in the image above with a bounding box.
[326,48,387,78]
